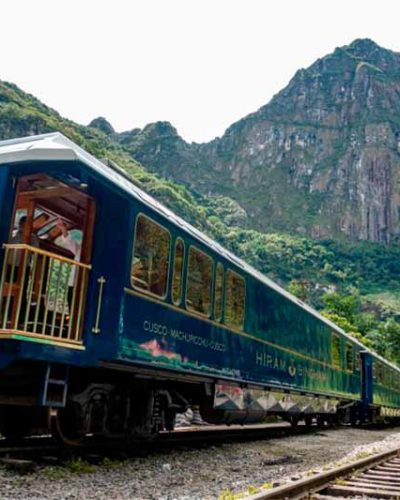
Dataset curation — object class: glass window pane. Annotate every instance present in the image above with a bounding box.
[172,238,185,305]
[214,263,224,321]
[332,333,340,368]
[384,368,389,388]
[186,246,213,316]
[224,269,245,329]
[131,215,170,298]
[375,362,383,384]
[355,351,361,372]
[345,342,353,371]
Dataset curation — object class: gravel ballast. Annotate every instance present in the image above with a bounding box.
[1,426,400,499]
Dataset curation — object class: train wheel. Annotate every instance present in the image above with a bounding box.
[304,415,313,427]
[0,406,33,441]
[316,415,325,427]
[49,406,85,446]
[289,415,299,427]
[327,415,337,427]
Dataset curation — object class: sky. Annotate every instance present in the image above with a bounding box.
[1,0,400,143]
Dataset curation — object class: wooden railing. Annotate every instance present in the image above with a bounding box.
[0,244,90,344]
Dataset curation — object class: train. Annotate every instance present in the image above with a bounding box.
[0,132,398,444]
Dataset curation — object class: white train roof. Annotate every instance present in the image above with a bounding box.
[0,132,397,372]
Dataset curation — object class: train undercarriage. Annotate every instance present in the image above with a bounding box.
[0,361,393,446]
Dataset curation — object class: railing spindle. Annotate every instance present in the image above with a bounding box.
[59,264,72,338]
[75,269,87,341]
[33,254,47,333]
[0,247,10,319]
[50,261,63,337]
[42,257,55,335]
[24,252,38,331]
[3,248,17,329]
[67,268,79,341]
[50,262,64,337]
[14,249,29,330]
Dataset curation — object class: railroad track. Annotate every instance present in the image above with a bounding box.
[248,446,400,499]
[0,422,317,462]
[163,421,314,444]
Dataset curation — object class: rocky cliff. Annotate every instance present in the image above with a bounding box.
[2,65,400,323]
[1,48,400,361]
[115,39,400,243]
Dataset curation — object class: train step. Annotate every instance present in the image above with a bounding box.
[40,364,69,407]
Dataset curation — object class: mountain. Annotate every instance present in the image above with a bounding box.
[0,80,217,235]
[1,43,400,363]
[117,39,400,244]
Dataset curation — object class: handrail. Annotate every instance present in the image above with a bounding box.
[2,244,91,269]
[0,243,90,344]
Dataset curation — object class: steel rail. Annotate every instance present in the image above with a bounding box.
[248,446,400,499]
[0,423,319,458]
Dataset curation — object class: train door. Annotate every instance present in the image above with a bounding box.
[84,183,130,346]
[360,351,373,405]
[0,173,95,345]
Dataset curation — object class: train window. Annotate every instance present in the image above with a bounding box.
[131,214,171,298]
[375,363,383,384]
[382,368,387,387]
[186,246,213,317]
[355,351,361,372]
[224,269,246,329]
[172,238,185,305]
[331,333,340,368]
[345,342,353,372]
[389,370,394,388]
[373,362,383,384]
[214,263,224,321]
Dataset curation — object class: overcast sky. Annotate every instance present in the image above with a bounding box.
[1,0,399,142]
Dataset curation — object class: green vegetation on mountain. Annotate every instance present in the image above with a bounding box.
[117,39,400,245]
[1,40,400,364]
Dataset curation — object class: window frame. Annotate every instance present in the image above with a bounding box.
[171,237,185,306]
[224,268,246,330]
[130,212,171,300]
[214,262,224,322]
[374,361,383,384]
[345,341,354,372]
[185,245,214,318]
[355,350,361,372]
[331,332,341,369]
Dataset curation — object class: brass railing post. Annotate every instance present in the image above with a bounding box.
[24,251,38,331]
[92,276,106,334]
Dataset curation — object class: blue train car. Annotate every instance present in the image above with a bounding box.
[0,133,397,443]
[370,353,400,418]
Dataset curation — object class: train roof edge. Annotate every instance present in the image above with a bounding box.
[0,133,397,372]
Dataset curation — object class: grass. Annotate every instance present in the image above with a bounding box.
[100,457,128,469]
[218,482,273,500]
[218,489,242,500]
[42,456,129,480]
[64,457,97,474]
[353,450,372,460]
[42,467,69,480]
[363,289,400,311]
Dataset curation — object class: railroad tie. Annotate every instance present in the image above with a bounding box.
[323,457,400,498]
[325,484,400,498]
